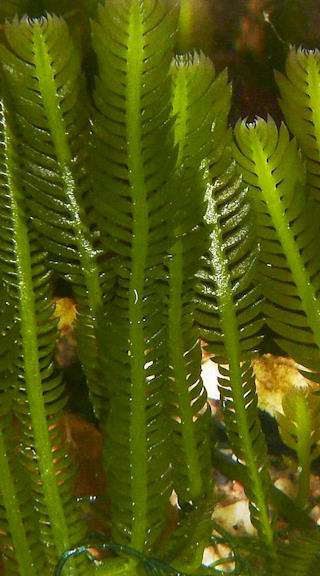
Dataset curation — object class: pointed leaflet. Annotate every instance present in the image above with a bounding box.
[275,47,320,203]
[195,128,273,548]
[233,117,320,379]
[0,98,87,573]
[0,15,106,420]
[165,53,228,504]
[91,0,178,552]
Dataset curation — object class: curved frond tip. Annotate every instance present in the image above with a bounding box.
[275,47,320,203]
[234,115,320,379]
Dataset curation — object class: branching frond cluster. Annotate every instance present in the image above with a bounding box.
[0,3,320,576]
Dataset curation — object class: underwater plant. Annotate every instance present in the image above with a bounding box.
[1,1,320,576]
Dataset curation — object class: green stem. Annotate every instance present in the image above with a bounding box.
[169,59,208,501]
[168,238,204,499]
[172,65,188,164]
[126,2,148,550]
[16,215,70,556]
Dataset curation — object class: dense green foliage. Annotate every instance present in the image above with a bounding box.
[1,1,320,576]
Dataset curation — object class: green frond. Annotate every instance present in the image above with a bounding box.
[196,141,263,361]
[0,438,45,576]
[0,284,44,576]
[276,389,320,508]
[171,52,219,165]
[275,530,320,576]
[195,135,273,550]
[166,234,211,505]
[91,0,179,259]
[91,0,179,553]
[170,53,231,228]
[161,500,214,570]
[0,97,87,574]
[277,390,320,461]
[233,116,320,379]
[0,15,107,419]
[275,47,320,203]
[164,53,230,505]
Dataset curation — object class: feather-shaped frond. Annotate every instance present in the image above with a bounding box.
[0,15,107,419]
[91,0,179,553]
[277,389,320,462]
[91,0,178,259]
[233,116,320,379]
[275,47,320,203]
[196,140,263,361]
[172,52,217,162]
[195,136,273,549]
[164,53,230,504]
[276,388,320,508]
[0,97,87,573]
[170,53,230,229]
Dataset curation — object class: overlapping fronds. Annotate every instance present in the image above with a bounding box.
[0,97,87,574]
[91,0,179,553]
[233,116,320,379]
[275,530,320,576]
[275,47,320,203]
[195,134,273,549]
[164,53,229,504]
[0,443,45,576]
[0,284,44,576]
[0,15,107,419]
[161,500,213,570]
